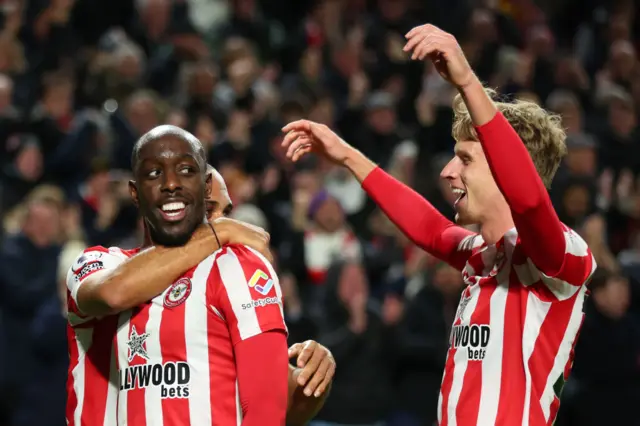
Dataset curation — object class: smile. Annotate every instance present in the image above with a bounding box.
[159,201,188,222]
[452,187,467,206]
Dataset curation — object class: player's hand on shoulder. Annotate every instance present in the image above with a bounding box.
[289,340,335,398]
[281,119,353,165]
[212,217,273,263]
[403,23,475,88]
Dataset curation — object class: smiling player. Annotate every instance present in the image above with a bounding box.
[281,24,596,426]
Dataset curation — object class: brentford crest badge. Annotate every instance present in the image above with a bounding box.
[164,278,192,308]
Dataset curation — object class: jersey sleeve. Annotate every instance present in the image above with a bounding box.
[513,225,597,301]
[361,166,478,270]
[65,246,126,325]
[208,245,287,346]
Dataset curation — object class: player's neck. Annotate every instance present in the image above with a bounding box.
[479,205,515,245]
[142,232,153,249]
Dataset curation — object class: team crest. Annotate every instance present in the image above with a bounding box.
[164,278,192,308]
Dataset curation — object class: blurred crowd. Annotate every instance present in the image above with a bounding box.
[1,0,640,425]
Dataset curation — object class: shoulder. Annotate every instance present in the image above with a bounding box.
[212,244,273,274]
[209,244,279,299]
[68,245,132,282]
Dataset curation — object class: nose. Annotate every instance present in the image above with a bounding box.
[161,169,183,193]
[440,156,462,181]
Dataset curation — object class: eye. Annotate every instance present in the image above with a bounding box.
[147,169,160,178]
[461,156,472,166]
[179,166,195,174]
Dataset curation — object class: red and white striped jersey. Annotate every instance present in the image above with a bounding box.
[65,244,286,426]
[437,225,596,426]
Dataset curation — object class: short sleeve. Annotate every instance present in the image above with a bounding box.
[209,245,287,346]
[514,226,597,302]
[66,246,126,324]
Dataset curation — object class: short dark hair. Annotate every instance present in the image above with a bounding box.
[131,125,207,172]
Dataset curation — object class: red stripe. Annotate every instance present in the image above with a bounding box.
[66,325,80,426]
[440,286,471,426]
[127,305,151,426]
[160,268,195,424]
[456,281,497,425]
[527,294,577,425]
[554,252,593,285]
[495,274,527,424]
[81,316,118,425]
[206,253,240,424]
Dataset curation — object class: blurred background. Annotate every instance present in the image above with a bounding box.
[0,0,639,425]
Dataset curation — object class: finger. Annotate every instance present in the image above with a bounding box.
[297,344,324,388]
[313,360,336,397]
[405,24,426,39]
[303,357,331,397]
[286,135,312,159]
[282,129,303,149]
[288,343,302,359]
[415,39,440,61]
[282,119,311,133]
[292,145,312,162]
[403,32,427,52]
[296,340,316,369]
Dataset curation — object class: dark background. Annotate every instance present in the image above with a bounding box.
[0,0,639,425]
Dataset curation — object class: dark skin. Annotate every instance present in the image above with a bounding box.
[129,136,332,425]
[130,134,210,248]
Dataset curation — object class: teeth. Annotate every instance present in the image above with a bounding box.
[451,188,466,195]
[162,202,185,212]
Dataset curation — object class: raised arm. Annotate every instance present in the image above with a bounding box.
[71,219,270,317]
[281,121,477,271]
[403,24,574,278]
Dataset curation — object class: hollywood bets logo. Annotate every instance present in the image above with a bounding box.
[119,327,191,398]
[449,324,491,361]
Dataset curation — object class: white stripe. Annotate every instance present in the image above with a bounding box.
[447,284,480,426]
[563,230,589,256]
[103,344,119,426]
[539,285,588,421]
[519,292,552,426]
[245,246,286,331]
[143,299,165,425]
[216,248,262,340]
[186,256,215,425]
[116,310,132,426]
[71,327,93,426]
[476,281,508,425]
[235,380,243,426]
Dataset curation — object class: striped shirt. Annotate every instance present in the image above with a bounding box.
[66,244,286,425]
[437,225,595,426]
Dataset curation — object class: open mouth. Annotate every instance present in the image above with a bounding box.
[159,201,188,222]
[452,187,467,206]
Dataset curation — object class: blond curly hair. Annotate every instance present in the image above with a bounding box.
[451,89,567,188]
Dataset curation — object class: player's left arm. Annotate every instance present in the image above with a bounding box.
[212,244,289,425]
[286,341,335,426]
[402,24,593,283]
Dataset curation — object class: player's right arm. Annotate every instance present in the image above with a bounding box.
[281,122,477,270]
[70,220,271,318]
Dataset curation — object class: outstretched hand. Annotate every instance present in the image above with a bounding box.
[281,120,353,164]
[403,24,476,88]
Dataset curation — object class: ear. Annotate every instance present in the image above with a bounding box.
[205,172,212,199]
[129,180,139,207]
